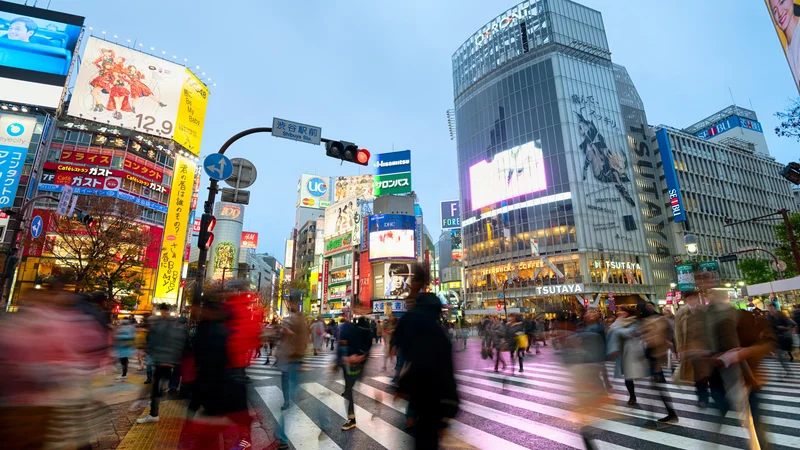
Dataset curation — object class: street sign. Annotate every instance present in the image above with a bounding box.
[498,293,504,299]
[203,154,233,181]
[272,118,321,145]
[56,185,73,216]
[496,303,502,312]
[719,254,738,263]
[224,158,258,189]
[30,215,43,239]
[772,260,788,272]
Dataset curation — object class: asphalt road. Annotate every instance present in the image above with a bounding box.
[244,337,800,450]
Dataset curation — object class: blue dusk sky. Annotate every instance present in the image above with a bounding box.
[37,0,799,260]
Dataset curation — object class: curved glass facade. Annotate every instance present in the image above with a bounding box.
[453,0,662,313]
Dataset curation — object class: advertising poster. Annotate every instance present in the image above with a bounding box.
[384,262,412,299]
[373,150,412,196]
[697,260,721,289]
[68,37,208,154]
[440,200,461,230]
[676,264,696,292]
[451,229,463,261]
[241,231,258,249]
[469,141,547,210]
[284,240,294,269]
[0,114,37,207]
[0,3,84,108]
[359,251,372,305]
[297,174,332,209]
[154,156,196,301]
[213,242,235,279]
[764,0,800,92]
[333,175,374,202]
[324,195,358,239]
[368,214,416,261]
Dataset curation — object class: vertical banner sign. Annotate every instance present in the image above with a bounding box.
[655,128,687,223]
[0,114,37,207]
[174,71,210,155]
[322,259,330,312]
[155,156,196,301]
[763,0,800,93]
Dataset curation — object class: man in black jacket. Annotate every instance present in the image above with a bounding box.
[393,263,458,450]
[339,316,372,431]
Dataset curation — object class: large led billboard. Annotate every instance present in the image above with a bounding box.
[469,140,547,210]
[0,3,84,108]
[368,214,416,261]
[68,37,208,155]
[764,0,800,92]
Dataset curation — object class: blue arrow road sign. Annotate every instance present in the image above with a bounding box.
[31,215,43,239]
[203,153,233,181]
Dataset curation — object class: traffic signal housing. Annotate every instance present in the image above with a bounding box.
[325,140,370,166]
[197,213,216,250]
[780,162,800,185]
[75,209,95,227]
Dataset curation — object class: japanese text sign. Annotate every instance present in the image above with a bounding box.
[0,114,37,207]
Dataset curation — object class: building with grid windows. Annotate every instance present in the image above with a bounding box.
[452,0,669,314]
[653,106,796,283]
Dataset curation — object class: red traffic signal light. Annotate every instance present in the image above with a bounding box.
[326,141,369,166]
[356,149,370,166]
[198,214,216,250]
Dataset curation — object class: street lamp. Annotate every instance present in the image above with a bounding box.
[725,283,732,288]
[684,233,699,255]
[738,281,745,287]
[669,282,677,290]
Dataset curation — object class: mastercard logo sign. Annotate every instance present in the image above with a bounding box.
[302,198,316,206]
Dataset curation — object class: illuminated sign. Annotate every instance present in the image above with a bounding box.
[440,200,460,230]
[532,284,584,296]
[478,259,546,277]
[241,231,258,249]
[374,150,411,175]
[694,115,763,140]
[655,128,687,223]
[373,172,412,196]
[470,140,547,210]
[369,229,415,261]
[220,204,242,219]
[324,232,352,256]
[123,156,164,183]
[0,114,37,207]
[592,260,642,271]
[59,150,111,166]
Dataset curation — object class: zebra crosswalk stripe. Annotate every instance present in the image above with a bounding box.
[255,385,341,449]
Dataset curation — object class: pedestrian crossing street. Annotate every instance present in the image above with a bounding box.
[247,345,389,381]
[249,354,800,450]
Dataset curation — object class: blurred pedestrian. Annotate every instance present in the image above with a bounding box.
[639,300,678,424]
[311,316,326,356]
[393,263,459,449]
[507,313,526,372]
[328,318,338,351]
[492,316,507,372]
[673,291,712,407]
[137,304,188,424]
[274,302,308,449]
[339,316,372,431]
[766,301,795,372]
[607,307,648,406]
[376,319,384,344]
[382,316,397,371]
[113,316,136,380]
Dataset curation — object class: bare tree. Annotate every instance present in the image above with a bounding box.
[37,197,152,301]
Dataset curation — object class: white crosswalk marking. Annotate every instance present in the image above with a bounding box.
[255,385,341,449]
[248,351,800,449]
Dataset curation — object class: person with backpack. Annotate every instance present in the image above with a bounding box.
[507,313,527,372]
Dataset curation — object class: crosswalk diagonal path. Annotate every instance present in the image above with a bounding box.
[247,345,389,381]
[249,353,800,449]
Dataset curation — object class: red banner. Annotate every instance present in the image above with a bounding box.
[359,251,372,307]
[59,150,111,167]
[240,231,259,249]
[123,156,164,183]
[144,225,164,269]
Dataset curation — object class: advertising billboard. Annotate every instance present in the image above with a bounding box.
[469,140,547,210]
[440,200,461,230]
[373,172,412,196]
[0,3,84,108]
[241,231,258,249]
[655,128,687,223]
[368,214,416,261]
[154,155,196,302]
[68,37,208,154]
[333,175,374,202]
[284,240,294,269]
[296,173,332,209]
[324,195,358,239]
[383,262,412,299]
[676,264,695,292]
[374,150,411,175]
[764,0,800,92]
[0,114,36,207]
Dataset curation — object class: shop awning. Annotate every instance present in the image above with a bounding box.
[744,276,800,296]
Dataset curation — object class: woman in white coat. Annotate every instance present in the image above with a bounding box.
[607,307,648,406]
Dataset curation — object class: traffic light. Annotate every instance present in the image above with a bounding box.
[2,254,19,279]
[325,140,370,166]
[780,162,800,185]
[197,213,216,250]
[75,209,95,227]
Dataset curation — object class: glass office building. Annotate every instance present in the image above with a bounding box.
[453,0,666,313]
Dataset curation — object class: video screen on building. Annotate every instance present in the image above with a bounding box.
[469,140,547,210]
[0,2,84,108]
[369,229,415,261]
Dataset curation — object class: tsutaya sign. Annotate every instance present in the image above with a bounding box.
[592,260,642,271]
[473,3,541,48]
[532,284,584,297]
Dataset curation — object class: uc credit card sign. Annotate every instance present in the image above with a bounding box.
[0,114,37,207]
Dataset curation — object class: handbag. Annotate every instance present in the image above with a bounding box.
[516,333,529,350]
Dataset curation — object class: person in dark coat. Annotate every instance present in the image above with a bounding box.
[393,263,459,450]
[338,316,372,431]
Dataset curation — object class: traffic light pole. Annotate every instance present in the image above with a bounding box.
[192,127,340,305]
[724,209,800,276]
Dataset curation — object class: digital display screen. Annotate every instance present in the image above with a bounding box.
[369,229,415,261]
[469,141,547,210]
[0,3,84,108]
